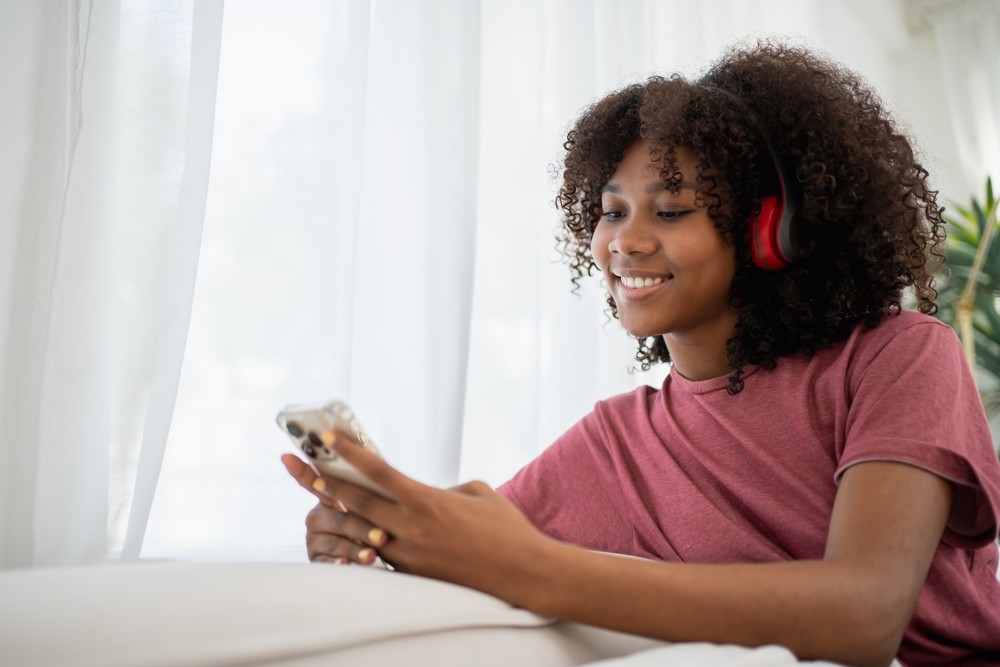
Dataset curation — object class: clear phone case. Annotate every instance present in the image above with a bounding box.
[276,401,395,501]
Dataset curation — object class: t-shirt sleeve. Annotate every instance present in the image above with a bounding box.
[497,409,635,554]
[836,318,1000,549]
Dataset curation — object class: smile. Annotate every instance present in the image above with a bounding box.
[620,276,663,288]
[614,273,672,299]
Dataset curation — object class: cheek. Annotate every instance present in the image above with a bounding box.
[701,245,737,294]
[671,222,734,274]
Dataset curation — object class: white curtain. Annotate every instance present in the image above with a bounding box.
[142,0,963,561]
[0,0,223,568]
[0,0,974,565]
[142,0,486,560]
[113,0,224,561]
[928,0,1000,198]
[0,0,117,568]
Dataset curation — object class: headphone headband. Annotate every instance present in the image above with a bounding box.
[699,83,802,269]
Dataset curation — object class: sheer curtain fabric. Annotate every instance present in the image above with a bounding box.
[0,0,223,568]
[0,0,982,566]
[0,0,117,568]
[143,0,966,561]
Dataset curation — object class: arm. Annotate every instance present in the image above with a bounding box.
[526,461,950,667]
[285,443,950,667]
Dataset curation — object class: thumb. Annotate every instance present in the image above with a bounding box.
[450,480,494,497]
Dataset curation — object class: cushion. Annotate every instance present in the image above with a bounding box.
[0,561,575,666]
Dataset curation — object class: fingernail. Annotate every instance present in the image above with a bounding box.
[358,548,375,564]
[367,528,386,545]
[335,557,351,565]
[312,478,326,493]
[320,429,336,446]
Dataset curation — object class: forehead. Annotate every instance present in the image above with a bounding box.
[601,141,700,194]
[601,181,696,195]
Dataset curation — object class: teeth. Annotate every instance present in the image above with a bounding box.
[621,276,664,288]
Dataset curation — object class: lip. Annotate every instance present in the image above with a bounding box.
[617,271,666,278]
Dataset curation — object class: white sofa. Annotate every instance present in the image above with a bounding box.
[0,562,871,666]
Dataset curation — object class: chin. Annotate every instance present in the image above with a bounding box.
[620,322,668,340]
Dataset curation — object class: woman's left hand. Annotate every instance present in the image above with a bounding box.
[283,435,555,607]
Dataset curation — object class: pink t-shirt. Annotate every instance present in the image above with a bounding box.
[498,310,1000,666]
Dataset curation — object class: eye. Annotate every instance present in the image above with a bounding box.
[658,209,689,221]
[601,208,625,221]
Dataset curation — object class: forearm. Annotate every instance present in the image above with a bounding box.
[302,445,945,667]
[514,539,907,667]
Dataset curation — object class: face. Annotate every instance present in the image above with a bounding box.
[591,141,738,343]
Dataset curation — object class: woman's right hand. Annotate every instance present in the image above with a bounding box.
[282,454,389,565]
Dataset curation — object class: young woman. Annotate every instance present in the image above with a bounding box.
[282,44,1000,666]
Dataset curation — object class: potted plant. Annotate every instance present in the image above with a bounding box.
[933,178,1000,430]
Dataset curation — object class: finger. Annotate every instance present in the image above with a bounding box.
[281,454,346,510]
[312,554,351,565]
[308,533,379,565]
[329,433,423,501]
[306,503,389,547]
[373,540,412,574]
[282,452,322,494]
[281,452,310,478]
[319,474,401,530]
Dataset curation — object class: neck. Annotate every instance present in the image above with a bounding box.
[663,313,739,382]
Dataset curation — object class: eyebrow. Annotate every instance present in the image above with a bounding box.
[600,181,699,194]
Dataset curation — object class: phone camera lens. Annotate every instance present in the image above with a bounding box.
[307,432,323,448]
[286,421,303,438]
[302,443,316,458]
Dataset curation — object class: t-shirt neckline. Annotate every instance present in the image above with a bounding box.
[668,363,762,394]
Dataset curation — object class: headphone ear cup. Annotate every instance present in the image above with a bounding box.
[748,195,789,271]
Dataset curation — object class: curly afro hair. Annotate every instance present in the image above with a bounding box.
[555,42,945,395]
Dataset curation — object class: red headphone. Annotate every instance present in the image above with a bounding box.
[701,83,802,271]
[595,85,802,271]
[595,155,801,271]
[747,149,801,271]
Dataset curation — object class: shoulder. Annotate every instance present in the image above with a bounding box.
[595,384,659,414]
[833,309,961,382]
[870,308,953,335]
[829,309,967,403]
[850,309,956,351]
[587,384,663,439]
[496,388,645,551]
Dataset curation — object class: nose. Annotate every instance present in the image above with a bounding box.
[607,213,659,256]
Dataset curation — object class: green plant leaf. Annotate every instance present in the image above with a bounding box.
[936,178,1000,419]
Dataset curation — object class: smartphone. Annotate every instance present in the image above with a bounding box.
[276,401,395,501]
